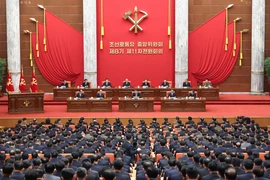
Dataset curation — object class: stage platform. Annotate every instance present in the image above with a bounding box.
[0,93,270,128]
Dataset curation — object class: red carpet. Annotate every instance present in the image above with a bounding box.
[0,104,269,118]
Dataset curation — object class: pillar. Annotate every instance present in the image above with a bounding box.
[83,0,97,87]
[175,0,189,88]
[251,0,265,94]
[6,0,21,92]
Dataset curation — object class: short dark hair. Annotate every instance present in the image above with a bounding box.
[76,167,87,178]
[253,167,265,177]
[186,166,199,179]
[14,161,24,171]
[113,159,123,170]
[61,168,75,180]
[82,161,92,171]
[101,167,115,180]
[24,169,38,180]
[44,162,55,174]
[208,161,218,171]
[146,166,159,178]
[2,163,13,175]
[55,160,65,172]
[243,159,254,170]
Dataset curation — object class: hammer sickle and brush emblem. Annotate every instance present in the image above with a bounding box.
[123,6,148,33]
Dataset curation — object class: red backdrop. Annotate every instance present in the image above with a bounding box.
[97,0,175,87]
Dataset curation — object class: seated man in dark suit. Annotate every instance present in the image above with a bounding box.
[81,79,90,88]
[188,90,196,98]
[183,78,191,88]
[97,90,105,99]
[168,90,176,98]
[122,79,131,88]
[142,79,150,88]
[60,80,69,88]
[160,79,170,88]
[102,78,112,88]
[76,90,85,98]
[132,90,141,99]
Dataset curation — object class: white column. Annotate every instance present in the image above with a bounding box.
[251,0,265,94]
[175,0,189,88]
[6,0,21,92]
[83,0,97,88]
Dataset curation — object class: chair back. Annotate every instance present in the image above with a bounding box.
[167,81,172,88]
[66,81,71,88]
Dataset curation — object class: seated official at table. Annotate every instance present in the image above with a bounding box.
[132,90,141,98]
[97,90,105,99]
[160,79,170,88]
[102,78,112,88]
[122,79,131,88]
[76,90,85,98]
[82,79,90,88]
[142,79,150,88]
[188,90,197,98]
[203,78,212,88]
[168,90,176,98]
[183,78,191,88]
[60,80,69,88]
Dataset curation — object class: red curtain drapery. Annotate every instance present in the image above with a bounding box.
[32,11,83,86]
[188,10,240,86]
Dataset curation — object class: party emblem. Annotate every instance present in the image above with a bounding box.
[123,6,148,34]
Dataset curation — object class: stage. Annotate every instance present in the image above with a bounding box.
[0,94,270,121]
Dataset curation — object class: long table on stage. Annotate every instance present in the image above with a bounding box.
[118,97,154,112]
[8,91,44,114]
[54,87,219,100]
[67,98,112,112]
[160,97,206,112]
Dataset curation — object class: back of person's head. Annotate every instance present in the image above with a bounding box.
[168,158,176,167]
[186,166,199,179]
[61,168,75,180]
[187,151,194,158]
[193,153,201,163]
[71,151,79,159]
[264,160,270,169]
[217,163,228,178]
[33,159,41,167]
[146,166,159,179]
[76,167,87,179]
[225,167,237,180]
[14,161,24,171]
[82,161,92,171]
[142,160,153,171]
[126,133,132,140]
[231,158,241,167]
[204,150,210,157]
[218,153,226,162]
[208,160,218,171]
[55,160,65,172]
[25,169,38,180]
[101,167,115,180]
[203,157,212,167]
[224,156,232,164]
[45,162,55,174]
[2,163,13,176]
[254,158,263,166]
[243,159,254,170]
[253,167,265,177]
[113,159,123,170]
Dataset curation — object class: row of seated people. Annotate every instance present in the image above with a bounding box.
[60,78,213,89]
[75,89,198,99]
[0,116,269,180]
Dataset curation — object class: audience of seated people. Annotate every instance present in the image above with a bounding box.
[0,116,269,179]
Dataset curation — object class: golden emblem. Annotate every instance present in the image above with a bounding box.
[134,103,139,108]
[23,101,30,107]
[123,6,148,33]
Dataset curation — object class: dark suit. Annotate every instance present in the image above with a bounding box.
[161,81,169,87]
[11,172,24,180]
[97,93,104,98]
[102,81,112,87]
[82,82,90,88]
[132,92,141,98]
[60,82,68,88]
[122,82,131,88]
[121,141,136,158]
[202,172,219,180]
[115,171,131,180]
[188,92,196,98]
[142,82,150,87]
[168,92,176,98]
[238,172,254,180]
[183,81,191,87]
[76,93,85,98]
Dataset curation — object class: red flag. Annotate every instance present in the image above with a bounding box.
[19,67,27,92]
[6,70,14,93]
[30,67,38,92]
